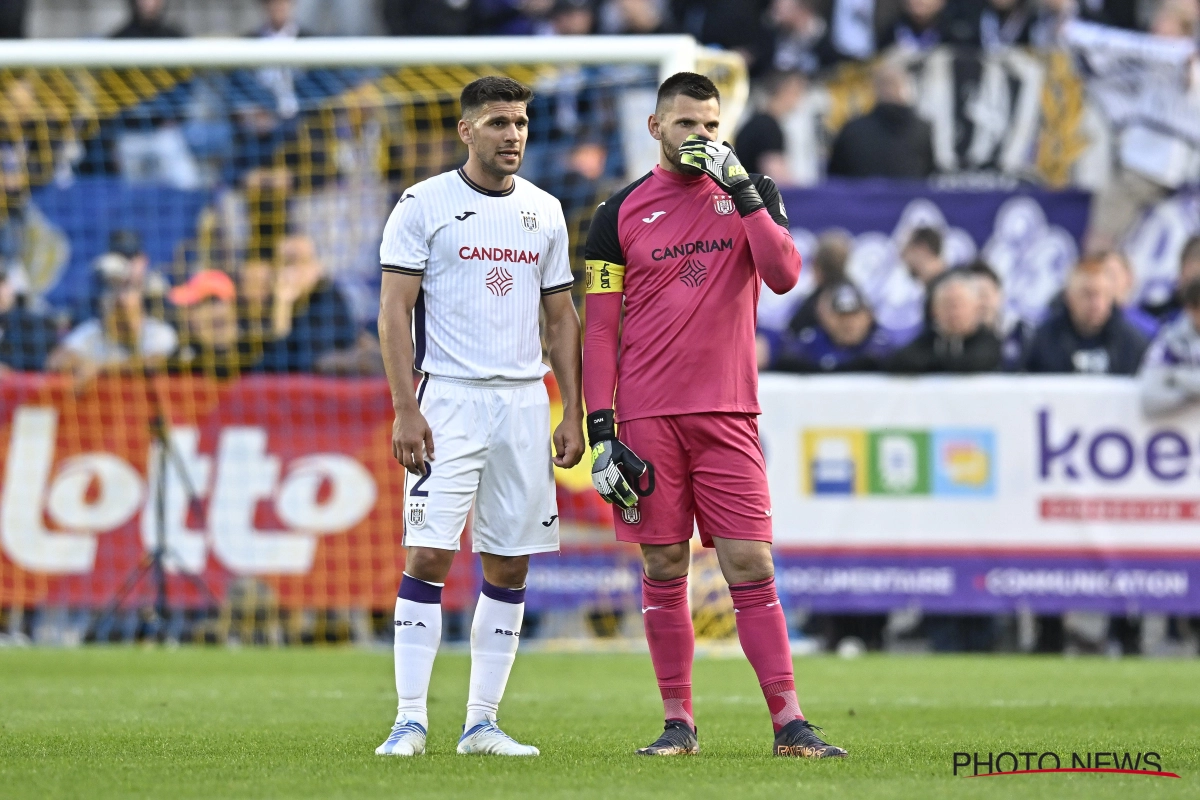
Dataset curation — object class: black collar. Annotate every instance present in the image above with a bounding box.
[457,168,514,197]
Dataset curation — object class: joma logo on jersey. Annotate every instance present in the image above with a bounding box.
[459,246,540,264]
[651,238,733,261]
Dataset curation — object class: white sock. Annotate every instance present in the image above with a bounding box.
[465,582,526,729]
[393,574,443,730]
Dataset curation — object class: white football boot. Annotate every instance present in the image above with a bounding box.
[456,720,540,756]
[375,719,427,756]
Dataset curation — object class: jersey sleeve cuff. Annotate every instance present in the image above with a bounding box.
[540,280,574,296]
[381,264,424,276]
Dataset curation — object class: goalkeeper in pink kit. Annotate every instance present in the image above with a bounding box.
[583,72,847,758]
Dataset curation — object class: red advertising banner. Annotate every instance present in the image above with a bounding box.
[0,374,411,610]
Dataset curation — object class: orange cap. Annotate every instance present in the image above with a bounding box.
[168,270,236,306]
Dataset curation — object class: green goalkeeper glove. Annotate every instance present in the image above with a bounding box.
[587,410,655,509]
[677,135,765,217]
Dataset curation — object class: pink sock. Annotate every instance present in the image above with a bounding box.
[641,574,695,729]
[730,577,804,732]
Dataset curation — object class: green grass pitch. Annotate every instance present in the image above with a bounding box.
[1,648,1196,799]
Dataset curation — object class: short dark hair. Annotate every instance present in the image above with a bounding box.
[1182,276,1200,308]
[656,72,720,114]
[1182,234,1200,266]
[960,259,1000,287]
[905,226,942,256]
[460,76,533,119]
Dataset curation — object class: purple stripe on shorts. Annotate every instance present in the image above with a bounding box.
[481,580,526,605]
[398,574,443,604]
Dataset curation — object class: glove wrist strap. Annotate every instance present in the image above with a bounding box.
[732,182,765,217]
[587,409,616,446]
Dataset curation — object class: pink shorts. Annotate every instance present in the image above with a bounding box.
[612,413,773,547]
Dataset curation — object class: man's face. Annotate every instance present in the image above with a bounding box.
[906,0,944,24]
[265,0,294,29]
[1179,257,1200,288]
[187,298,238,350]
[1066,271,1115,336]
[649,94,721,172]
[459,102,529,179]
[137,0,165,19]
[901,243,942,285]
[932,281,982,338]
[770,0,809,29]
[820,304,873,348]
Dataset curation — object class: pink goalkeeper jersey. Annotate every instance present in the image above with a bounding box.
[583,166,798,422]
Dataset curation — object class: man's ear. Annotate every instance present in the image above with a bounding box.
[457,117,473,146]
[647,114,662,142]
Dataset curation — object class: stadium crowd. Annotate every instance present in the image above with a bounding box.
[0,0,1195,401]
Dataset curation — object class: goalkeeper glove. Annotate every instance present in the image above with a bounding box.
[677,135,765,217]
[587,409,655,509]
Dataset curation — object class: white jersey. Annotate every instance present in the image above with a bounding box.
[380,168,574,381]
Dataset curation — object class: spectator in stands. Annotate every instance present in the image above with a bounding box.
[1025,255,1149,375]
[901,226,946,288]
[541,0,596,34]
[255,0,309,37]
[770,281,895,372]
[879,0,948,52]
[1140,277,1200,417]
[961,259,1030,370]
[1150,0,1200,38]
[382,0,473,35]
[736,70,805,182]
[888,271,1001,373]
[769,0,838,75]
[254,234,357,372]
[248,0,311,122]
[1145,236,1200,324]
[826,60,935,179]
[476,0,554,35]
[1104,250,1160,339]
[111,0,184,38]
[48,251,177,382]
[786,229,851,333]
[168,270,239,377]
[597,0,674,33]
[975,0,1035,51]
[674,0,775,74]
[0,267,57,373]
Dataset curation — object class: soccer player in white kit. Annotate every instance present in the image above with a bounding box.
[374,76,584,757]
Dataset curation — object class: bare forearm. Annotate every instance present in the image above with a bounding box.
[379,303,418,412]
[546,311,583,420]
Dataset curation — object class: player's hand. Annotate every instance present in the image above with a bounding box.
[677,135,766,217]
[552,416,585,469]
[393,408,435,476]
[586,409,655,509]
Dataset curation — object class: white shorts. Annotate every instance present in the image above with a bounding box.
[403,375,560,556]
